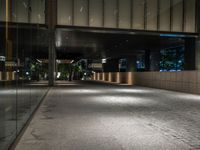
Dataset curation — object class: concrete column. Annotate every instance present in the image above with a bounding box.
[46,0,57,86]
[184,38,196,70]
[145,50,150,71]
[0,61,5,76]
[103,58,119,72]
[195,0,200,70]
[0,102,5,139]
[126,56,137,72]
[196,38,200,70]
[150,50,161,71]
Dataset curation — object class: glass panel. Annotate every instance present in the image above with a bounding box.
[119,0,131,29]
[57,0,73,25]
[0,1,48,150]
[16,26,32,132]
[159,0,170,31]
[104,0,117,28]
[74,0,88,26]
[30,0,45,24]
[172,0,183,32]
[89,0,103,27]
[160,46,185,71]
[132,0,145,30]
[146,0,158,30]
[0,1,17,149]
[184,0,196,32]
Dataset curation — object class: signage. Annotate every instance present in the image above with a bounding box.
[88,63,103,69]
[0,56,6,62]
[5,61,17,67]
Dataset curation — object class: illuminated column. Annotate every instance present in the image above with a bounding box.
[150,50,160,71]
[102,58,119,73]
[46,0,57,86]
[184,38,195,70]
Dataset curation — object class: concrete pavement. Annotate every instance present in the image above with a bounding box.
[15,81,200,150]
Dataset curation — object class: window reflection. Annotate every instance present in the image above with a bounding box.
[0,0,48,150]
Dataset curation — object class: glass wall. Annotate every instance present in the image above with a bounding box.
[0,0,48,150]
[160,46,185,71]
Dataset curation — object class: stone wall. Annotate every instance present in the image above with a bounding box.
[92,71,200,95]
[135,71,200,94]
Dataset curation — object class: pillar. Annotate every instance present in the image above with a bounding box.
[46,0,57,86]
[196,38,200,70]
[103,58,119,72]
[126,56,137,72]
[184,38,195,70]
[0,59,5,79]
[145,50,150,71]
[0,101,5,139]
[150,49,161,71]
[195,0,200,70]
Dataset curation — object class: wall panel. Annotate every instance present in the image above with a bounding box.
[0,0,6,21]
[13,0,28,23]
[184,0,196,32]
[172,0,183,32]
[132,0,145,30]
[146,0,158,30]
[57,0,73,25]
[74,0,88,26]
[89,0,103,27]
[119,0,131,29]
[31,0,45,24]
[159,0,171,31]
[104,0,117,28]
[55,0,197,33]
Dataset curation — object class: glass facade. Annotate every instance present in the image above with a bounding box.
[0,0,199,150]
[160,46,185,71]
[0,0,48,150]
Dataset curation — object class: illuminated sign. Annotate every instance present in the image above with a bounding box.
[5,61,17,67]
[0,56,6,62]
[88,63,103,69]
[102,59,107,64]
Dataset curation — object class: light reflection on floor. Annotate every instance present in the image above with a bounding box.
[0,81,48,150]
[13,81,200,150]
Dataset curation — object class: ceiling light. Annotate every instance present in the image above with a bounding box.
[102,59,107,64]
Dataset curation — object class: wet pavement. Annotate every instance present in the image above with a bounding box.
[15,81,200,150]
